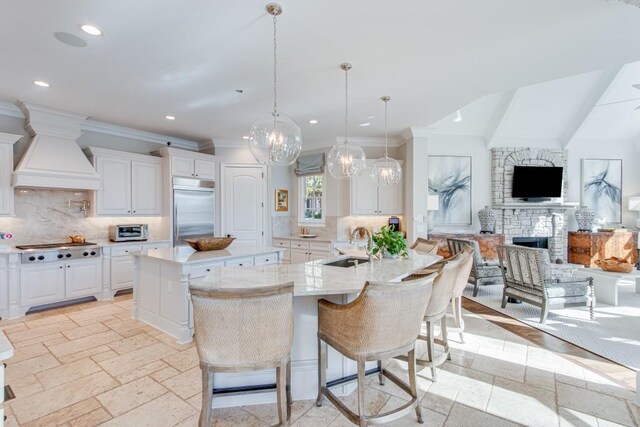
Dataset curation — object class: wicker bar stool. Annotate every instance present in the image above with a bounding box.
[449,248,474,343]
[401,251,472,381]
[316,274,436,426]
[410,238,440,256]
[190,282,294,427]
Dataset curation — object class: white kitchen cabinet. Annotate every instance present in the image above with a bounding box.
[20,259,102,307]
[65,259,101,298]
[131,161,162,215]
[350,163,404,215]
[20,263,65,307]
[290,249,309,264]
[0,256,8,313]
[85,147,162,216]
[107,242,171,292]
[0,133,22,216]
[171,156,215,180]
[96,157,131,215]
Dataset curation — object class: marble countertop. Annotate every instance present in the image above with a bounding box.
[190,251,442,296]
[0,239,170,254]
[133,245,285,265]
[272,236,340,243]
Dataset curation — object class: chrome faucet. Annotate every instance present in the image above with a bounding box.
[350,227,374,262]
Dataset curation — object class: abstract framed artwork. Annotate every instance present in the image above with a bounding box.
[428,155,472,225]
[581,159,622,224]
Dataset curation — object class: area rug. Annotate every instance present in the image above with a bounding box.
[465,280,640,371]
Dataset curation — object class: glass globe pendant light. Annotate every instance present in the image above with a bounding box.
[248,3,302,166]
[327,63,366,179]
[370,96,402,185]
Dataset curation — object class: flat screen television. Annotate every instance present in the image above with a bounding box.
[511,166,563,199]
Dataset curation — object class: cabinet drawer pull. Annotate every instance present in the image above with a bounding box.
[59,266,63,269]
[265,259,269,262]
[206,268,210,272]
[239,263,243,266]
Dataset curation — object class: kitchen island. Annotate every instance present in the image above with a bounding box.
[187,250,441,407]
[132,245,285,344]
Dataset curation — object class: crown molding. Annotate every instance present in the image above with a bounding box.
[0,99,200,151]
[0,100,24,118]
[82,120,199,150]
[213,139,248,149]
[334,136,405,148]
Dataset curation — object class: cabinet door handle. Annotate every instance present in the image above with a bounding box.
[59,266,63,269]
[127,210,131,213]
[133,210,136,213]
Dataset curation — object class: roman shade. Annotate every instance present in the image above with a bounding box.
[295,153,325,176]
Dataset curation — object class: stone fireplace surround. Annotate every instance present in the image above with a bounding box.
[492,147,573,262]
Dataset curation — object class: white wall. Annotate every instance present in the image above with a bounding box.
[567,139,640,229]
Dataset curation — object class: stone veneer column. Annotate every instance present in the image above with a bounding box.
[492,147,569,262]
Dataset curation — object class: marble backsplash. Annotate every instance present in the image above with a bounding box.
[272,215,404,242]
[0,189,166,246]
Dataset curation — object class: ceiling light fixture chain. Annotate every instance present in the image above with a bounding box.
[327,63,366,179]
[370,95,401,186]
[248,3,302,166]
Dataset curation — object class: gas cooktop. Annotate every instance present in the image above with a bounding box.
[16,242,98,250]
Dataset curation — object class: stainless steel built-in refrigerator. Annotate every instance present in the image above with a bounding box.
[173,177,215,246]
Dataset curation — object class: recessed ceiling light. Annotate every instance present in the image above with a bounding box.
[453,110,463,123]
[359,122,371,127]
[165,115,176,120]
[242,136,250,140]
[308,119,318,124]
[33,80,50,88]
[367,115,375,119]
[80,24,102,36]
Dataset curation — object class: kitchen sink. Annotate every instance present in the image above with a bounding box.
[322,257,369,268]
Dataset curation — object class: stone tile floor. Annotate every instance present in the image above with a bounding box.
[0,294,638,426]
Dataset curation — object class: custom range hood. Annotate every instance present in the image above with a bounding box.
[12,102,100,190]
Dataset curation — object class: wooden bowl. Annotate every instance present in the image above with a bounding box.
[596,257,635,273]
[185,236,235,251]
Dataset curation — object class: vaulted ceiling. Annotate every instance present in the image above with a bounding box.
[1,0,640,147]
[428,60,640,148]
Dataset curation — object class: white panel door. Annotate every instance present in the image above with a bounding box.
[378,174,403,215]
[97,157,132,215]
[194,160,215,180]
[20,264,65,306]
[223,166,264,248]
[350,165,378,215]
[65,260,101,298]
[131,161,162,215]
[171,156,195,177]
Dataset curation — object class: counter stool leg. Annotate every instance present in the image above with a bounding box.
[199,365,214,427]
[427,321,437,381]
[277,360,289,426]
[316,337,326,407]
[408,347,424,424]
[441,316,451,361]
[357,359,367,427]
[377,360,386,386]
[286,358,292,421]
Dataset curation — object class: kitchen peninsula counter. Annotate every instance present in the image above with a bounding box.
[148,250,440,407]
[132,245,285,346]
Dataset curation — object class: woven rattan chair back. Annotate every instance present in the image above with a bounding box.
[410,237,440,256]
[318,275,435,359]
[424,253,465,322]
[451,248,474,298]
[496,245,550,294]
[190,283,294,367]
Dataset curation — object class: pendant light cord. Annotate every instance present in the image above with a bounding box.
[272,13,278,129]
[384,98,389,158]
[344,67,349,145]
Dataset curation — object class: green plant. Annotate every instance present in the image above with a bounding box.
[371,225,408,258]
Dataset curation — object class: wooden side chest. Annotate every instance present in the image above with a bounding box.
[428,233,505,261]
[567,231,638,268]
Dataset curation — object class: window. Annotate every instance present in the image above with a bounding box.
[299,174,324,224]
